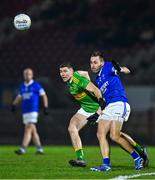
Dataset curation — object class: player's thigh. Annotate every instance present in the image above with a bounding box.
[97,119,111,138]
[69,113,87,131]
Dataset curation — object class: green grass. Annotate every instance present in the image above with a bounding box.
[0,146,154,179]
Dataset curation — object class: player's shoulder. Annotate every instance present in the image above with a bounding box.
[77,70,88,75]
[72,71,87,84]
[73,71,90,81]
[77,70,90,80]
[32,80,40,85]
[102,61,113,70]
[72,71,80,84]
[105,61,113,66]
[32,80,43,88]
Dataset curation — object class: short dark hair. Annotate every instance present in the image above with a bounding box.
[91,51,104,61]
[59,62,73,69]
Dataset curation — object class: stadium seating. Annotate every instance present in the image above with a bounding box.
[0,0,155,85]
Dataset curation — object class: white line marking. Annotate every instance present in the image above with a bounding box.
[111,172,155,179]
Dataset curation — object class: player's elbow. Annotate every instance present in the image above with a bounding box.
[42,94,47,99]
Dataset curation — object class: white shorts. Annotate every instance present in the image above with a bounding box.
[98,101,131,122]
[23,112,38,125]
[77,108,95,118]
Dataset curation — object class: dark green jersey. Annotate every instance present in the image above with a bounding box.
[67,71,99,113]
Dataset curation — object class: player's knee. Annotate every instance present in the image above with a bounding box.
[32,128,37,136]
[68,125,76,135]
[110,133,120,143]
[68,125,73,134]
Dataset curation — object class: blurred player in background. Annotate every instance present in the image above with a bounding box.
[88,51,148,171]
[12,68,49,155]
[59,62,104,167]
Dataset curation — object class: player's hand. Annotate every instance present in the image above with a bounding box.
[112,60,121,72]
[43,107,49,116]
[87,113,99,126]
[11,104,16,112]
[98,98,105,110]
[121,67,131,74]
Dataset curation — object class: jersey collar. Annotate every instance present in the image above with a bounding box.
[97,66,103,77]
[24,80,34,86]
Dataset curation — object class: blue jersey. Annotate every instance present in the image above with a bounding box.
[96,61,128,106]
[19,80,45,114]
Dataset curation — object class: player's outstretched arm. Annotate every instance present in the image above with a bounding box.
[85,82,105,110]
[112,60,130,74]
[78,71,105,109]
[13,95,22,105]
[85,83,105,125]
[86,82,102,100]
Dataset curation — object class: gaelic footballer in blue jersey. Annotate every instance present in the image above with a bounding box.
[89,51,148,172]
[12,68,49,155]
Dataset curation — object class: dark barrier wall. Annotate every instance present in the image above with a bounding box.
[0,109,97,145]
[0,109,154,145]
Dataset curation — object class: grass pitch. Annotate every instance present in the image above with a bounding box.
[0,146,154,179]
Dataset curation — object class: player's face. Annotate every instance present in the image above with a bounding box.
[23,69,33,82]
[60,67,73,82]
[90,56,104,73]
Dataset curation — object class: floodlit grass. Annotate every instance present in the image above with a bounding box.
[0,146,154,179]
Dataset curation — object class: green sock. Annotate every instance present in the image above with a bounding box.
[75,149,85,160]
[134,143,144,155]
